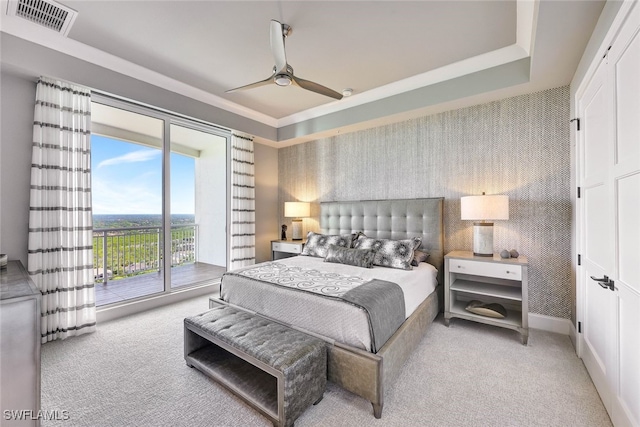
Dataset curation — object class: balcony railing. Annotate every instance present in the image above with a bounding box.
[93,224,198,284]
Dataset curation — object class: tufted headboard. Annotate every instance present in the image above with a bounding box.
[320,198,445,285]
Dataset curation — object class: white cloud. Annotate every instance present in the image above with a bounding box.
[97,149,160,168]
[92,177,161,214]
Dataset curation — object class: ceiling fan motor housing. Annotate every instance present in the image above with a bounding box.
[274,65,294,86]
[275,75,292,86]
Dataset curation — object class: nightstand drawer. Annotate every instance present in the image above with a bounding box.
[449,259,522,281]
[272,242,302,254]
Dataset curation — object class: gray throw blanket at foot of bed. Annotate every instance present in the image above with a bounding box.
[341,279,405,352]
[222,262,406,352]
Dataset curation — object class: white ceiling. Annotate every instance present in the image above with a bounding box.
[1,0,606,145]
[67,0,516,119]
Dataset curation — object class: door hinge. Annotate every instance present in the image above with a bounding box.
[578,321,582,333]
[602,45,612,59]
[577,187,581,198]
[578,254,581,266]
[570,118,581,131]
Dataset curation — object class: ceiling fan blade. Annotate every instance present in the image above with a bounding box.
[225,75,273,93]
[227,20,341,100]
[292,75,343,100]
[270,20,288,73]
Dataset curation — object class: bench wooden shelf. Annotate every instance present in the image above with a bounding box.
[184,306,326,427]
[187,343,279,418]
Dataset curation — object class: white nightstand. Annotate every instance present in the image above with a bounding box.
[444,250,529,345]
[271,240,306,260]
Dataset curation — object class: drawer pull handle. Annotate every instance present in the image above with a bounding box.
[457,265,463,269]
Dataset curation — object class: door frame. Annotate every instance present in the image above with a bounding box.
[91,92,231,303]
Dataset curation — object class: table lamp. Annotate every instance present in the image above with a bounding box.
[284,202,310,240]
[461,193,509,256]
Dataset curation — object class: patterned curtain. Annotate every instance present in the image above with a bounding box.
[230,133,256,269]
[28,77,96,343]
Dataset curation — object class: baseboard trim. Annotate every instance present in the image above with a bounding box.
[97,282,219,324]
[528,313,572,335]
[568,320,578,350]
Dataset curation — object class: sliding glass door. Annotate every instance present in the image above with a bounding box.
[91,96,229,306]
[169,123,228,289]
[91,103,165,305]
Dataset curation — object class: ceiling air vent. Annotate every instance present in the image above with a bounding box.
[6,0,77,37]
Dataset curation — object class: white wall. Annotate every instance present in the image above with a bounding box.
[0,71,36,267]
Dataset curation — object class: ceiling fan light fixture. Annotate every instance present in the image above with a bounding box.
[274,74,292,86]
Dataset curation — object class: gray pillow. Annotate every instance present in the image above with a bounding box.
[324,244,376,268]
[411,250,430,267]
[353,236,421,270]
[302,232,355,258]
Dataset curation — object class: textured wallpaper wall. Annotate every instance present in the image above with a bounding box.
[279,86,571,319]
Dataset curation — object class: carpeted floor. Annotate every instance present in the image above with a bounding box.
[41,296,612,427]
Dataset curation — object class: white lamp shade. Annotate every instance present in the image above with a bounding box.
[461,195,509,221]
[284,202,310,218]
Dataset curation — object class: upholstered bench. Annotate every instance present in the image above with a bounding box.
[184,305,326,427]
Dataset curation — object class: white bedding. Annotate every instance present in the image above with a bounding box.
[220,255,438,351]
[279,255,438,319]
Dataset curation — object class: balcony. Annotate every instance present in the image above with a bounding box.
[93,224,225,306]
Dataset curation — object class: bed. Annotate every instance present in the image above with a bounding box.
[213,198,444,418]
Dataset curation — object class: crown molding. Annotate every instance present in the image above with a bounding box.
[275,44,529,127]
[275,0,536,127]
[1,0,537,140]
[0,13,279,128]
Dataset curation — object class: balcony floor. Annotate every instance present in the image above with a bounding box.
[95,262,226,306]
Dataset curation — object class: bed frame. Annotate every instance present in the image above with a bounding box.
[318,198,444,418]
[213,198,444,418]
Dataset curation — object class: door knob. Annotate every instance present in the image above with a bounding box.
[590,275,615,291]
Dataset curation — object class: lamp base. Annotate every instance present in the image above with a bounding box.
[473,222,494,257]
[291,219,303,240]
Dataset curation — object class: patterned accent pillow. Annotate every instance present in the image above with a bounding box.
[324,244,376,269]
[411,250,430,267]
[353,236,422,270]
[352,231,366,244]
[301,232,355,258]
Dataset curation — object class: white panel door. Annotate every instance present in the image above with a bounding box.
[579,55,616,414]
[578,3,640,427]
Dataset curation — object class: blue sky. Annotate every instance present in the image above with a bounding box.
[91,135,195,214]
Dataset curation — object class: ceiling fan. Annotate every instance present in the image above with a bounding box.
[226,20,343,100]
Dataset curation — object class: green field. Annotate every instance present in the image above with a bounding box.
[93,227,195,281]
